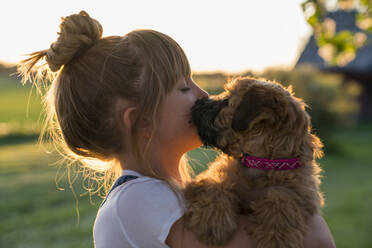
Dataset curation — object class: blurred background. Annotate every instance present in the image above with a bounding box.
[1,0,371,247]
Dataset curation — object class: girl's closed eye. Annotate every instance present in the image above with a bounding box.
[181,87,191,92]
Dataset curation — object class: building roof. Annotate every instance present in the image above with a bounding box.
[296,10,372,76]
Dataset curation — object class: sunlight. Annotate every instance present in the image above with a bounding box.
[1,0,311,72]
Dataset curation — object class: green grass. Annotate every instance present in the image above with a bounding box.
[0,126,371,247]
[0,77,43,124]
[0,76,44,148]
[0,142,101,247]
[1,74,372,247]
[319,125,372,248]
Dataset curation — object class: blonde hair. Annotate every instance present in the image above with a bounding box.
[18,11,193,200]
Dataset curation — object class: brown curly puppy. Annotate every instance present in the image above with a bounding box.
[183,76,324,248]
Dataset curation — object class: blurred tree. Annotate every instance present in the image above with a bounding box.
[302,0,372,66]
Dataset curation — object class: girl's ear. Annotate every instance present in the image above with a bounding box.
[122,106,137,131]
[122,107,152,139]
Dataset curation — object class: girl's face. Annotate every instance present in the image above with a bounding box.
[152,76,209,154]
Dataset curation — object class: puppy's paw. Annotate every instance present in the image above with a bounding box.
[183,180,239,245]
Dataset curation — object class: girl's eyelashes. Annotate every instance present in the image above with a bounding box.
[181,87,191,92]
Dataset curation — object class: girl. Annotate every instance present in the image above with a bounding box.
[18,11,335,248]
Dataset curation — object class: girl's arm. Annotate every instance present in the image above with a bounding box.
[166,215,253,248]
[166,214,335,248]
[304,214,336,248]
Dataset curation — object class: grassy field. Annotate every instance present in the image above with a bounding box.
[0,76,42,124]
[1,125,371,247]
[1,74,372,247]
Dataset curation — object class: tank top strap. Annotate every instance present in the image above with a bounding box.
[100,175,139,207]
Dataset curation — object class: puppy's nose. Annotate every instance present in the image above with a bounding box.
[190,97,222,147]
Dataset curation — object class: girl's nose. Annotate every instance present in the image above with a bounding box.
[191,78,209,99]
[198,87,209,99]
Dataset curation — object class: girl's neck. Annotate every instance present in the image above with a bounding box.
[118,147,182,183]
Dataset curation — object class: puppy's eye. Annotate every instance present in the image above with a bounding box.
[181,88,191,92]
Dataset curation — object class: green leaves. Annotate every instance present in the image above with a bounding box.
[302,0,327,28]
[301,0,372,66]
[317,30,367,66]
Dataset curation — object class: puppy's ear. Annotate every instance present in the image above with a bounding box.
[231,87,268,131]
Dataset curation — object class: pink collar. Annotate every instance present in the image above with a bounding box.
[241,155,301,170]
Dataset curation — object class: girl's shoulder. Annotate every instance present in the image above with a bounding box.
[114,174,183,203]
[112,175,185,247]
[94,174,185,247]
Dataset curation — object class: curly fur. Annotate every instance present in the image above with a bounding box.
[183,77,324,248]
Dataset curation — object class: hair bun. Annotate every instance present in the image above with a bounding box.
[46,11,103,72]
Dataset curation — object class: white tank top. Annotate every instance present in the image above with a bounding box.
[93,170,185,248]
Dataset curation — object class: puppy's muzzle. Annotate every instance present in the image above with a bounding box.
[190,97,228,147]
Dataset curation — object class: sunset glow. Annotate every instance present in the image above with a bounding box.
[1,0,311,72]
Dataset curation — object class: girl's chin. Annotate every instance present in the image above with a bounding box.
[183,139,203,152]
[191,139,204,150]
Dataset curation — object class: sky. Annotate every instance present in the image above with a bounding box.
[0,0,312,73]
